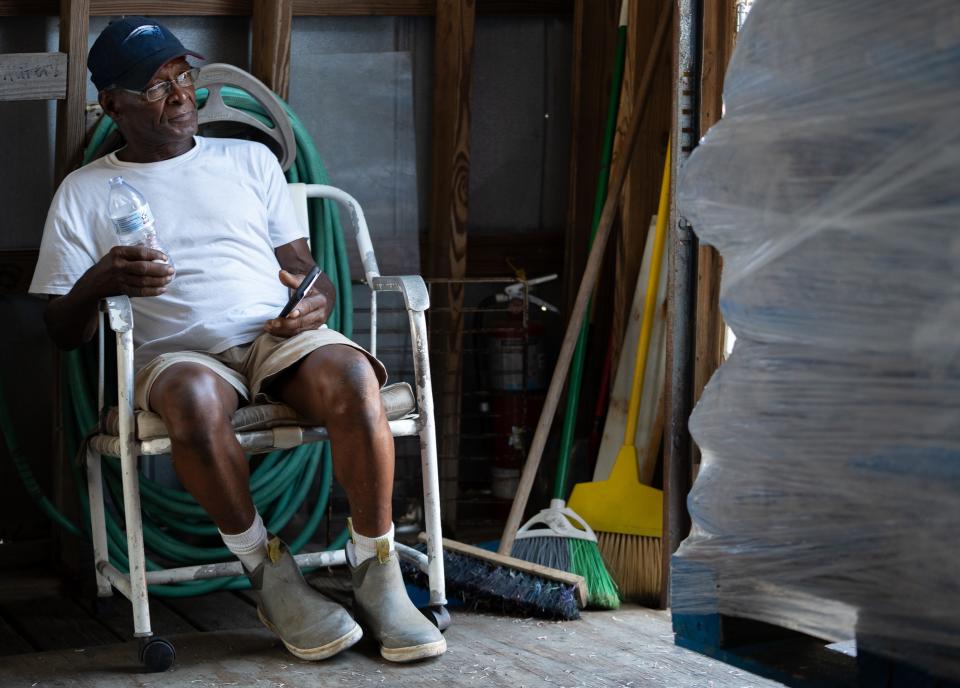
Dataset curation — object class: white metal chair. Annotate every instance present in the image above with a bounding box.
[82,65,447,671]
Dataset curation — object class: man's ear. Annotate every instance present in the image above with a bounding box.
[98,90,122,122]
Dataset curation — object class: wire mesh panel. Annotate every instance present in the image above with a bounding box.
[427,277,556,538]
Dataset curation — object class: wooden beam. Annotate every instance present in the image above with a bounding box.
[699,0,736,135]
[562,0,620,319]
[0,0,571,16]
[251,0,292,100]
[427,0,476,534]
[92,0,249,13]
[52,0,90,585]
[55,1,89,208]
[609,0,672,377]
[0,52,67,101]
[692,0,736,471]
[294,0,432,14]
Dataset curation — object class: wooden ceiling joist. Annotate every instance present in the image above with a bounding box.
[0,0,572,17]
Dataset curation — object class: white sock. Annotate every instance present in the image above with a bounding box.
[220,512,268,572]
[347,522,395,566]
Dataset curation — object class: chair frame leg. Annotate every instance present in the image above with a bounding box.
[409,308,446,607]
[85,446,113,598]
[116,327,152,638]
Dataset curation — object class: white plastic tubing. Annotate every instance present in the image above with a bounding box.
[672,0,960,679]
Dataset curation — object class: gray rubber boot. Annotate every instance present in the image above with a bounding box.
[351,550,447,662]
[248,537,362,660]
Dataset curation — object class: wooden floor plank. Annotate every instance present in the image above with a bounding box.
[159,590,263,632]
[0,568,61,603]
[0,595,121,651]
[75,593,197,641]
[0,612,34,654]
[0,606,786,687]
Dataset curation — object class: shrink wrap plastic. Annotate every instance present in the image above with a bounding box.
[672,0,960,676]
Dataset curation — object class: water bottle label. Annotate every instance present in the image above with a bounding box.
[114,204,154,234]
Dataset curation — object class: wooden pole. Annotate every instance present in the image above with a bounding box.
[251,0,292,100]
[53,0,90,581]
[692,0,737,476]
[609,0,673,377]
[427,0,476,533]
[562,0,620,320]
[54,0,89,184]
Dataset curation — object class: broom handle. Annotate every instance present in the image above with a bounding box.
[623,141,671,446]
[499,0,673,556]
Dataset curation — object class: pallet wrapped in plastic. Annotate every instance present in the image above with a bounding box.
[672,0,960,678]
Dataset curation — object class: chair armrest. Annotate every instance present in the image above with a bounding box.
[98,295,136,440]
[101,295,134,333]
[370,275,429,313]
[302,185,382,285]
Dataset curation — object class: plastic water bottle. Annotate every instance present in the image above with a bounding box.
[107,176,172,266]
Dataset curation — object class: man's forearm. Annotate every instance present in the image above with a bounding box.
[44,271,106,350]
[278,253,316,275]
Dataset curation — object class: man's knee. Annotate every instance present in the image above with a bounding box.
[151,367,236,446]
[308,347,383,422]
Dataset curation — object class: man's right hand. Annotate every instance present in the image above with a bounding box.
[43,246,175,350]
[90,245,175,298]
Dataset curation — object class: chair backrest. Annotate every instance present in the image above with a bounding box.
[194,63,296,171]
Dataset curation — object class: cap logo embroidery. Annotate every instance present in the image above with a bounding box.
[122,25,163,45]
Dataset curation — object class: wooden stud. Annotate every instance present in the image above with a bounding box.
[692,0,737,474]
[51,0,90,581]
[609,0,672,377]
[54,0,89,185]
[562,0,620,320]
[251,0,292,100]
[427,0,476,533]
[0,52,67,101]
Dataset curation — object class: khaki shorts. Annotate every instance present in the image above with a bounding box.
[134,326,388,412]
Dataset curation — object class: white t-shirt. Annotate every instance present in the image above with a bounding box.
[30,136,306,369]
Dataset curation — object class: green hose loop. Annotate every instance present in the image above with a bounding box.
[3,83,356,596]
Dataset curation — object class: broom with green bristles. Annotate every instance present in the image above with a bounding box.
[500,0,672,608]
[507,0,632,611]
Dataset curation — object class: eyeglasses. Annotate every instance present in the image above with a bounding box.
[117,67,200,102]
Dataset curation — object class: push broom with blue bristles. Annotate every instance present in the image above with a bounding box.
[507,0,634,611]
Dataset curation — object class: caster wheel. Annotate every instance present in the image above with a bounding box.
[422,605,451,632]
[139,637,176,672]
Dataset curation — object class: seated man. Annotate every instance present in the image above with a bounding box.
[29,16,445,663]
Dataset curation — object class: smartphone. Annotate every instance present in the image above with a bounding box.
[278,265,322,318]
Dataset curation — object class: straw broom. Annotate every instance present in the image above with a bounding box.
[567,143,671,605]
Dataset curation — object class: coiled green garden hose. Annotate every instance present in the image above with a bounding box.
[6,86,354,595]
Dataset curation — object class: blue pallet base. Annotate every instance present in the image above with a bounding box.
[857,649,960,688]
[673,612,856,688]
[671,559,959,688]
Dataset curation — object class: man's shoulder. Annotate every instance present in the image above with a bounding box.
[198,136,274,162]
[54,157,115,206]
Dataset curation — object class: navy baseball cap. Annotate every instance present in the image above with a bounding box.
[88,17,204,92]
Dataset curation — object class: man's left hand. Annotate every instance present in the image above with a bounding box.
[264,268,335,337]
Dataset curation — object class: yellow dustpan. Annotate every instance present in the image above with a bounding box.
[567,142,670,543]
